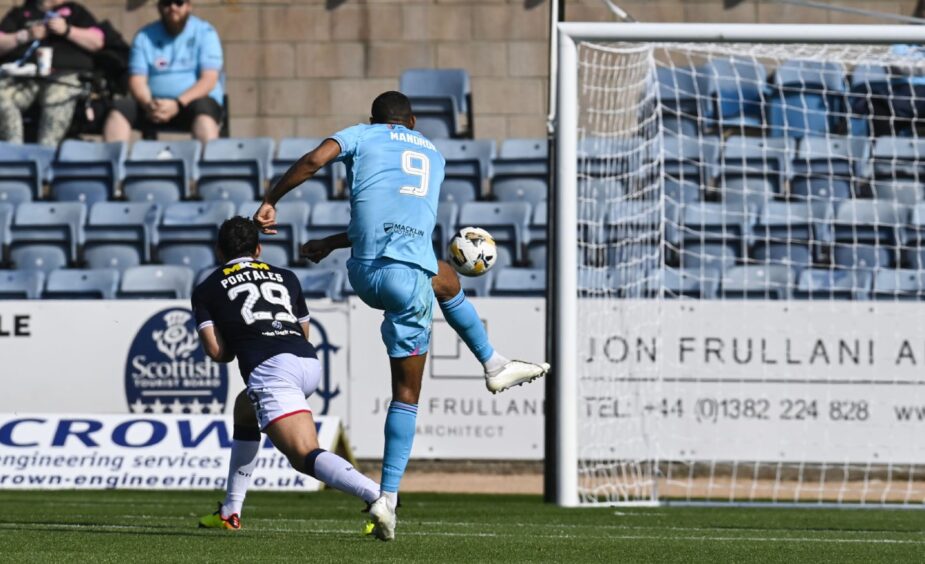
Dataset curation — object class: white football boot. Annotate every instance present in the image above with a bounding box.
[368,496,397,541]
[485,361,550,394]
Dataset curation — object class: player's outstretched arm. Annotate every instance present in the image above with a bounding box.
[198,325,235,363]
[301,231,351,263]
[255,139,342,235]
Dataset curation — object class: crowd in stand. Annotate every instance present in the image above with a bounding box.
[0,0,223,146]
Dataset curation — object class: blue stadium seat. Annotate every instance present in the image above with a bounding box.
[0,202,12,263]
[0,269,43,298]
[604,200,662,245]
[578,136,654,179]
[85,202,160,263]
[701,57,767,130]
[256,244,289,267]
[768,60,847,138]
[833,244,893,272]
[158,201,236,246]
[119,265,194,299]
[434,139,495,203]
[400,68,472,139]
[85,245,141,272]
[51,140,126,205]
[720,264,793,299]
[655,64,705,135]
[290,268,344,301]
[578,267,616,297]
[458,201,531,263]
[10,201,85,263]
[491,138,548,203]
[0,142,54,205]
[238,200,309,265]
[10,245,67,274]
[665,179,700,204]
[871,137,925,181]
[44,268,119,299]
[679,243,738,272]
[664,135,720,188]
[609,244,660,298]
[492,267,545,296]
[459,269,494,297]
[753,243,813,274]
[721,177,774,209]
[433,202,458,261]
[124,140,201,202]
[848,64,890,136]
[306,201,350,241]
[833,200,907,245]
[159,245,216,271]
[528,244,546,269]
[198,138,274,203]
[791,136,866,203]
[677,201,753,248]
[273,138,339,202]
[905,203,925,245]
[657,266,718,299]
[872,269,925,301]
[720,136,794,195]
[793,268,872,300]
[754,201,832,245]
[870,180,923,205]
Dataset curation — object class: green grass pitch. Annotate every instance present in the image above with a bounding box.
[0,490,924,562]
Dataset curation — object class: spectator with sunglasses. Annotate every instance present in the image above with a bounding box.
[103,0,223,143]
[0,0,105,146]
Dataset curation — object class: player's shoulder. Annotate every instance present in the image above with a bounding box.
[187,15,217,36]
[192,266,223,295]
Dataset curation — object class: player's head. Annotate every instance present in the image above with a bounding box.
[370,91,415,129]
[158,0,193,36]
[216,216,261,262]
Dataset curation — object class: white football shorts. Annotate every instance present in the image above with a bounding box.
[246,353,322,431]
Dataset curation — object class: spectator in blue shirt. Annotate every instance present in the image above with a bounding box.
[103,0,223,142]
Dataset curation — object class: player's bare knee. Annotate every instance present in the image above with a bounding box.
[233,391,258,428]
[433,260,461,302]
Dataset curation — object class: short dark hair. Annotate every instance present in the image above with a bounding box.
[371,91,413,125]
[217,216,259,260]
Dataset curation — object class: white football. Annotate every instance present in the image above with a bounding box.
[448,227,497,277]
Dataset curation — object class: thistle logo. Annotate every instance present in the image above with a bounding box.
[309,317,340,415]
[125,308,228,415]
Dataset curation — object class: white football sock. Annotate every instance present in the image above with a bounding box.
[222,439,260,517]
[484,351,510,374]
[312,450,380,504]
[380,490,399,510]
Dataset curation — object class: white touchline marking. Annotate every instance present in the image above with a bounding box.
[1,522,923,545]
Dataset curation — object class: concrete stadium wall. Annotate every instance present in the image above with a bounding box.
[4,0,921,141]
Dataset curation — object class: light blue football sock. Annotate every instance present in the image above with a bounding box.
[439,289,495,364]
[381,401,418,493]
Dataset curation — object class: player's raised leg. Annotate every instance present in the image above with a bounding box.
[431,260,549,393]
[199,390,260,530]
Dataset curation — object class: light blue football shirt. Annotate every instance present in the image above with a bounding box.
[332,123,445,276]
[128,15,224,104]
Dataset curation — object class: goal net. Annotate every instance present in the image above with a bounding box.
[554,23,925,507]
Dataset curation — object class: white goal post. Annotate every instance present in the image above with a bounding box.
[552,23,925,507]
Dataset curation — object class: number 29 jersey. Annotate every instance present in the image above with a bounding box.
[331,123,445,276]
[191,257,316,383]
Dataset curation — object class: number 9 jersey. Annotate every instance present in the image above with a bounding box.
[331,123,446,276]
[191,257,316,383]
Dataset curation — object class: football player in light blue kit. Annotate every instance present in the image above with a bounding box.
[255,92,548,541]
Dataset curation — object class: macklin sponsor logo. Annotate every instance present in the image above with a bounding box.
[125,309,228,415]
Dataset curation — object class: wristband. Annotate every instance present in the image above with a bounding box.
[64,22,71,37]
[175,97,186,110]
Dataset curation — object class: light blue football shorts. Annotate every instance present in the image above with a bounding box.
[347,256,434,358]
